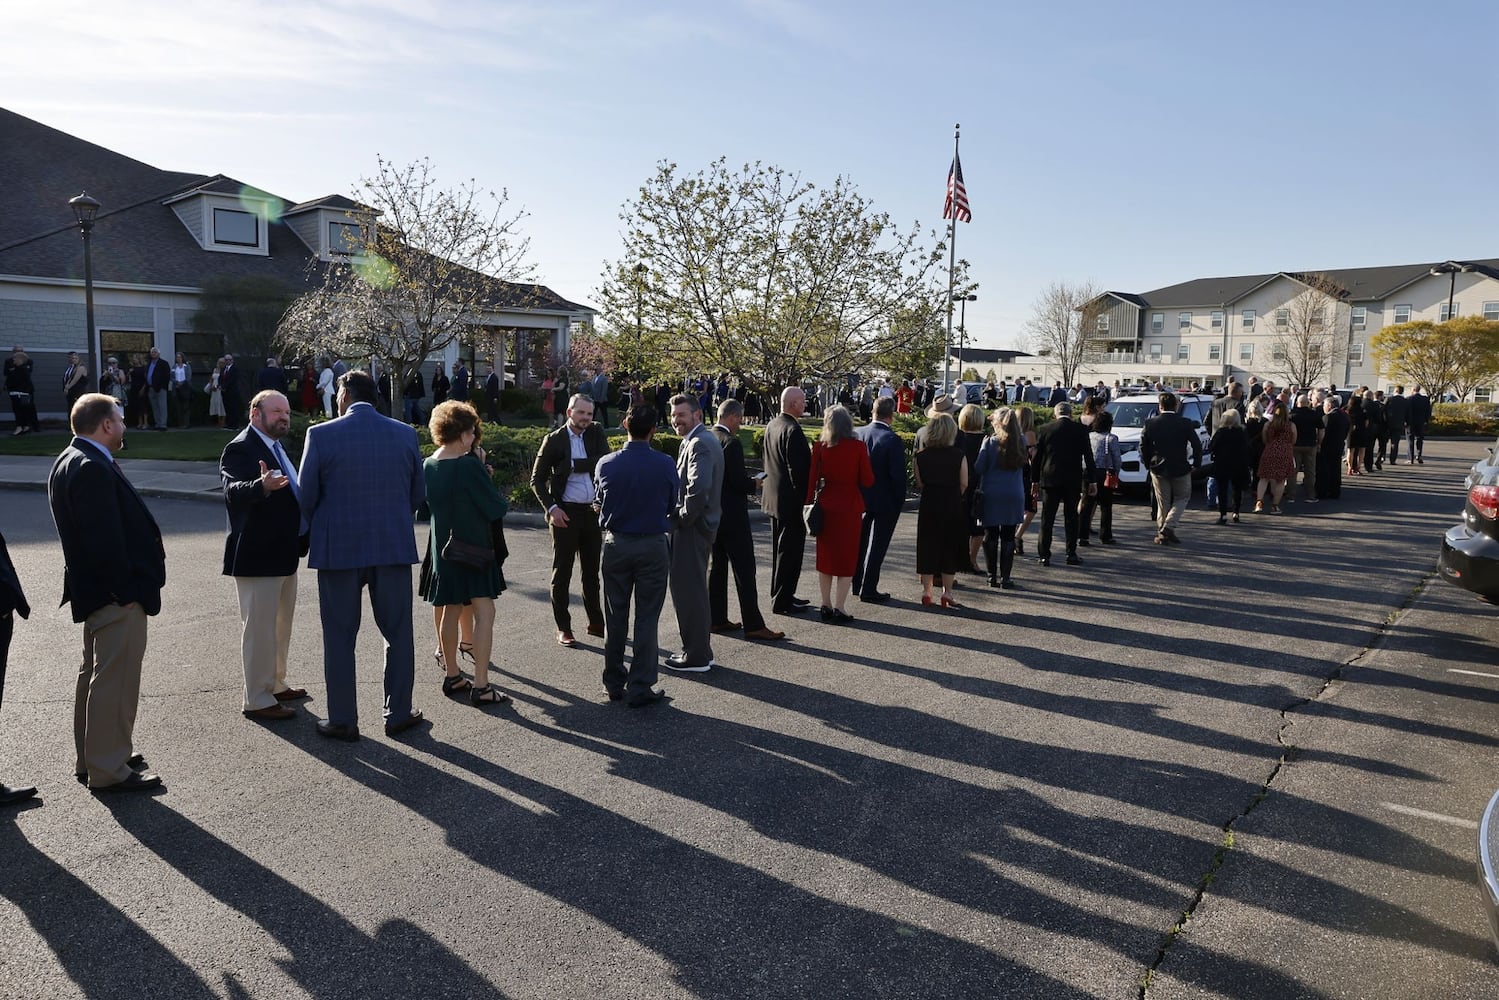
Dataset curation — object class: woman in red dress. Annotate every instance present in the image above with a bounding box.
[299,361,318,413]
[806,404,874,623]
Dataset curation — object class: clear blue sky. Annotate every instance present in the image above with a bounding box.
[5,0,1495,351]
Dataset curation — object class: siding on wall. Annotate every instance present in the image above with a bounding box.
[170,200,204,246]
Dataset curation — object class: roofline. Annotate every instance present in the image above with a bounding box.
[160,177,280,207]
[0,174,218,256]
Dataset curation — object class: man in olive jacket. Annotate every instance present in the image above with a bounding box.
[531,393,611,646]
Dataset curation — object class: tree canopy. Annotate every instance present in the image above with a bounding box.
[1265,273,1348,389]
[1024,280,1101,388]
[1372,316,1499,400]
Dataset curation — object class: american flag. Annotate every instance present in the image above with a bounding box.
[944,153,971,223]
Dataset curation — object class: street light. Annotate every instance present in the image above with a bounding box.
[69,192,102,398]
[1430,261,1475,323]
[952,293,977,385]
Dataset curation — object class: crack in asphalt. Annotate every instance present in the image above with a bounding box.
[1138,571,1435,998]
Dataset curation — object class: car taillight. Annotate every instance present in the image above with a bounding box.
[1472,485,1499,521]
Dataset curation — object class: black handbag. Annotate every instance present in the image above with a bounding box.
[441,531,494,570]
[802,443,826,537]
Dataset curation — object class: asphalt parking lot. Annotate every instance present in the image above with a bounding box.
[2,439,1497,999]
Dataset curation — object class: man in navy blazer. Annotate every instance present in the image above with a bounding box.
[48,394,166,792]
[852,396,907,603]
[221,390,310,723]
[298,371,427,741]
[0,528,36,804]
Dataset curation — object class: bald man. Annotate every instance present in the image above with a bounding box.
[760,386,812,615]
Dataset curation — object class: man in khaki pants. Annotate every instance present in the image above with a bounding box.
[48,394,166,792]
[220,390,310,720]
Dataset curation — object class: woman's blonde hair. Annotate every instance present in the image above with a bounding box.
[924,412,958,449]
[957,402,985,433]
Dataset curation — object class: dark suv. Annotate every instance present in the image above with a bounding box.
[1440,467,1499,601]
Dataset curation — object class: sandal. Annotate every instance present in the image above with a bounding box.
[470,683,511,706]
[442,674,472,696]
[434,649,446,671]
[458,642,476,663]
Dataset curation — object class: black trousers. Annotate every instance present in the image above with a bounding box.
[1079,471,1114,539]
[1215,474,1247,514]
[0,610,10,714]
[710,522,766,631]
[1408,423,1426,460]
[1386,428,1405,464]
[1317,448,1343,498]
[768,515,806,612]
[549,502,603,632]
[982,524,1017,581]
[1039,486,1080,559]
[852,509,900,597]
[8,393,39,432]
[1373,430,1389,466]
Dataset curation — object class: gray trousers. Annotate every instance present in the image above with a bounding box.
[601,533,669,697]
[670,523,715,665]
[148,387,168,428]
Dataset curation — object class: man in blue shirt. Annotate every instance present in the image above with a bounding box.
[594,405,680,707]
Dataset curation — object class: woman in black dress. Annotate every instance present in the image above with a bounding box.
[915,413,969,608]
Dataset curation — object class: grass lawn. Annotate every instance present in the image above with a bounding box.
[0,428,238,461]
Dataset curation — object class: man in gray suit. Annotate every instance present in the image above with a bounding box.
[665,393,723,672]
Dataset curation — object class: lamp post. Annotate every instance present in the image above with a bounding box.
[69,192,101,396]
[1430,261,1475,323]
[952,293,976,383]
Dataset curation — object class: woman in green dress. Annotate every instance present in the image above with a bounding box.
[425,400,510,705]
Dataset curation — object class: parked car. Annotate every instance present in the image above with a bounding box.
[1104,392,1214,489]
[1465,436,1499,491]
[1439,466,1499,601]
[1480,789,1499,953]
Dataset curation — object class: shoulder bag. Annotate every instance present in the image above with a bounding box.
[803,442,826,537]
[442,531,494,570]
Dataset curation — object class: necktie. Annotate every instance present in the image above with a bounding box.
[273,441,300,499]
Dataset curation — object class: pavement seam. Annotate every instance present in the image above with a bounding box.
[1138,571,1433,998]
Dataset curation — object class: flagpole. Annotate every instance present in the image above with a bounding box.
[943,123,959,395]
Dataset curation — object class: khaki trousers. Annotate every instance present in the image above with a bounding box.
[75,602,147,787]
[236,574,298,710]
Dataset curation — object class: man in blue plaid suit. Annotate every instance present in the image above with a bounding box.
[298,371,427,741]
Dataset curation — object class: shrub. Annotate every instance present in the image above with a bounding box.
[1430,402,1499,437]
[499,387,546,418]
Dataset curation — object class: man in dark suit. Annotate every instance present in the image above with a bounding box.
[48,394,166,792]
[1407,387,1432,464]
[144,347,170,430]
[0,529,36,804]
[483,362,502,423]
[761,386,812,616]
[530,393,610,646]
[852,395,906,603]
[1383,386,1410,466]
[450,360,470,402]
[1140,392,1203,545]
[221,390,311,723]
[1031,402,1096,566]
[221,354,243,429]
[257,357,288,394]
[298,371,427,742]
[709,399,784,641]
[590,370,611,428]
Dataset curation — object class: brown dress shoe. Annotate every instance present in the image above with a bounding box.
[244,704,296,721]
[274,687,309,701]
[710,621,742,634]
[744,627,786,641]
[557,630,577,647]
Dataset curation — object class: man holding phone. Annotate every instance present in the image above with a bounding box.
[530,394,611,646]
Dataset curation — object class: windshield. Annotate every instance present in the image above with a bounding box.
[1105,401,1157,429]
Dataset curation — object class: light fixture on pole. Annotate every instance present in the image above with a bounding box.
[69,192,102,398]
[1430,261,1475,322]
[952,293,977,385]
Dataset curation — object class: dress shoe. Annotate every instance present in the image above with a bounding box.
[316,720,361,742]
[557,630,577,647]
[1065,554,1083,565]
[384,709,428,738]
[744,626,786,641]
[78,754,150,784]
[790,597,811,608]
[605,688,625,702]
[860,590,891,603]
[626,687,667,708]
[819,605,836,623]
[243,704,296,721]
[830,609,855,624]
[274,687,309,701]
[92,771,163,794]
[0,783,38,805]
[1000,578,1015,590]
[586,622,605,638]
[1038,557,1051,567]
[664,653,714,672]
[773,604,807,616]
[710,621,742,634]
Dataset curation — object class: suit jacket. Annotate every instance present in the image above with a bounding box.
[222,364,241,395]
[1032,417,1096,490]
[257,366,288,393]
[484,372,501,400]
[530,422,610,511]
[857,420,907,514]
[711,424,755,536]
[761,413,810,520]
[48,439,166,622]
[675,422,723,535]
[1383,394,1410,430]
[451,367,469,401]
[0,530,29,620]
[1408,392,1432,425]
[297,402,425,570]
[220,428,308,577]
[431,371,450,403]
[146,358,170,391]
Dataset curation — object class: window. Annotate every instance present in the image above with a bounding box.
[1478,387,1494,403]
[1239,343,1254,362]
[1272,345,1288,362]
[1485,302,1499,322]
[328,221,362,255]
[1348,343,1364,364]
[1275,308,1289,329]
[1151,313,1164,334]
[1394,304,1411,324]
[1208,343,1221,361]
[1179,311,1192,330]
[1242,309,1256,330]
[212,208,258,247]
[1177,344,1190,361]
[1440,302,1460,321]
[1148,343,1163,360]
[1352,306,1367,329]
[1096,315,1110,333]
[1211,310,1224,329]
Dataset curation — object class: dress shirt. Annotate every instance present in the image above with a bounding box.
[251,425,300,496]
[561,427,594,503]
[595,440,678,535]
[172,363,190,385]
[78,437,114,463]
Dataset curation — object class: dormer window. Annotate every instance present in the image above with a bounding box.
[213,208,259,247]
[328,221,362,255]
[165,182,275,256]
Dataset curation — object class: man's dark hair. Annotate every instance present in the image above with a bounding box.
[668,393,700,413]
[1158,392,1179,412]
[340,370,378,405]
[625,405,657,439]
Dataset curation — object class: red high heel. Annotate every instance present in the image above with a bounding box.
[921,595,934,606]
[941,595,961,608]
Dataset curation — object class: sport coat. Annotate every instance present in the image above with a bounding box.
[146,357,170,391]
[48,439,166,622]
[1032,417,1096,490]
[451,366,469,401]
[220,428,308,577]
[711,424,755,536]
[760,413,810,520]
[1383,393,1410,431]
[257,366,288,393]
[675,422,723,535]
[1140,411,1204,478]
[857,420,907,514]
[531,422,611,511]
[0,530,29,620]
[298,403,425,570]
[1408,392,1432,426]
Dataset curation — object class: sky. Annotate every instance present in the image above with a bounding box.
[4,0,1497,352]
